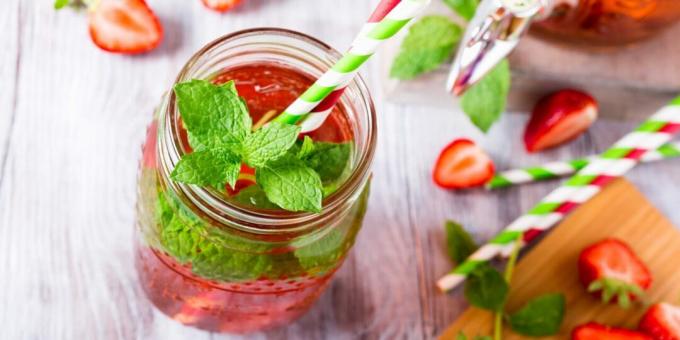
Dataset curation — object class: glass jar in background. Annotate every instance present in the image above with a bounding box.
[134,29,376,333]
[532,0,680,46]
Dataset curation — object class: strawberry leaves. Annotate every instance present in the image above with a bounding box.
[171,79,324,213]
[588,277,646,309]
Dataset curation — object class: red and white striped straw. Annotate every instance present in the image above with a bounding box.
[303,0,403,130]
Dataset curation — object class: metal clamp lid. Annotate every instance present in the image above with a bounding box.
[446,0,548,95]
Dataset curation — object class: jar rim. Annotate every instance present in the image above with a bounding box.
[160,28,377,234]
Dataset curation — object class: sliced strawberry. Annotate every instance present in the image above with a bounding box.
[433,138,495,189]
[201,0,242,12]
[88,0,163,54]
[639,303,680,340]
[578,239,652,309]
[573,322,653,340]
[524,89,598,152]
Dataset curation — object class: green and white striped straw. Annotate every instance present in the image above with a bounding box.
[488,142,680,189]
[437,97,680,292]
[273,0,431,133]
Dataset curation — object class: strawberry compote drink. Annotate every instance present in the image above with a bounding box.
[135,29,376,333]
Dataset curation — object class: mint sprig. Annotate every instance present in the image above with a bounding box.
[445,222,565,339]
[390,5,512,133]
[170,79,324,213]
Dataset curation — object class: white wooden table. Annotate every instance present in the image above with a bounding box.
[1,1,679,339]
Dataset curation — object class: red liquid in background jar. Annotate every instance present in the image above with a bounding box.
[136,63,359,333]
[533,0,680,46]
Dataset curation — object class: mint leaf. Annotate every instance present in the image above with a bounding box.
[445,220,478,264]
[190,240,274,282]
[54,0,69,9]
[242,121,300,167]
[461,59,511,132]
[464,263,509,311]
[159,201,276,281]
[391,16,463,80]
[232,185,279,209]
[257,158,323,213]
[303,142,352,184]
[174,80,251,148]
[508,293,566,336]
[298,136,315,159]
[443,0,479,20]
[294,229,345,271]
[170,148,241,188]
[171,79,330,213]
[293,182,369,274]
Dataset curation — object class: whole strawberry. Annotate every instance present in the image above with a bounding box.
[639,303,680,340]
[578,239,652,309]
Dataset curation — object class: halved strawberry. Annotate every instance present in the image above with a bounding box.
[201,0,242,12]
[573,322,653,340]
[639,303,680,340]
[88,0,163,54]
[578,239,652,309]
[433,138,495,189]
[524,89,598,153]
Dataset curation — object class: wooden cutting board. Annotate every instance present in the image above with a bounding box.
[440,179,680,339]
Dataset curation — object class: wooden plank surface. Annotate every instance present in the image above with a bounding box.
[0,1,679,339]
[441,179,680,339]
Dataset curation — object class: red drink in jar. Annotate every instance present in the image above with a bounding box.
[135,29,376,333]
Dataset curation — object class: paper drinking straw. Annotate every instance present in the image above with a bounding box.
[272,0,431,132]
[487,142,680,189]
[437,97,680,292]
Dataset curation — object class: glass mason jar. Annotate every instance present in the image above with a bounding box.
[135,28,376,334]
[531,0,680,46]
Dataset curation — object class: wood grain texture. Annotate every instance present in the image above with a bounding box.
[0,1,679,339]
[441,179,680,339]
